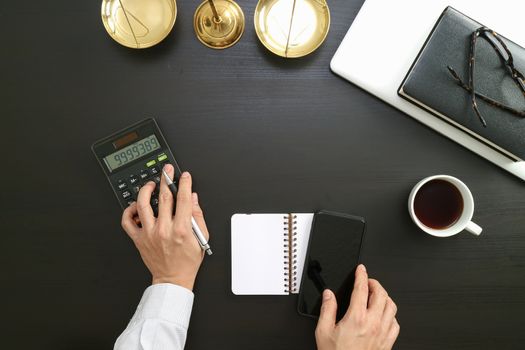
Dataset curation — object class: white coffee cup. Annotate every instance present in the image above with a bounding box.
[408,175,482,237]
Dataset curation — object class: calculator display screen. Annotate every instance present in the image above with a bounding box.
[103,134,161,172]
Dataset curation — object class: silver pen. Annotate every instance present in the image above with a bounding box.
[162,169,213,256]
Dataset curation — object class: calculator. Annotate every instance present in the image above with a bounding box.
[92,118,182,213]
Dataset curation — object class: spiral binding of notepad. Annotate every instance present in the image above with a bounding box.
[283,214,298,294]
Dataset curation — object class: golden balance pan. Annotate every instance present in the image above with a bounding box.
[254,0,330,58]
[101,0,177,49]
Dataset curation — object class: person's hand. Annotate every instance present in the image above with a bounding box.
[120,164,209,291]
[315,265,399,350]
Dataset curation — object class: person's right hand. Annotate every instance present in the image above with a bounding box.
[120,165,209,291]
[315,264,400,350]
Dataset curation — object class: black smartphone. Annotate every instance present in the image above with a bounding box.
[297,211,366,320]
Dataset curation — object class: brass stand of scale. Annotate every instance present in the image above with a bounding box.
[101,0,177,49]
[193,0,245,49]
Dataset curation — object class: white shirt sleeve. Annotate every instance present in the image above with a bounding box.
[114,283,194,350]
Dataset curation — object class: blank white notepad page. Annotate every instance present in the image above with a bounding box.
[231,213,313,295]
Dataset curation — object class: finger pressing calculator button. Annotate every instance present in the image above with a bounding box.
[139,170,149,180]
[121,190,132,199]
[150,166,160,176]
[117,180,127,190]
[129,175,140,185]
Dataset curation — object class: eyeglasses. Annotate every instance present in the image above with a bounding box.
[447,26,525,127]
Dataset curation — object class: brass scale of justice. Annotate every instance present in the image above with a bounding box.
[101,0,330,57]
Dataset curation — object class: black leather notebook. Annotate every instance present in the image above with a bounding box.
[398,7,525,161]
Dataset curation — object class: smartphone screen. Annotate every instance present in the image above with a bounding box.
[297,211,365,320]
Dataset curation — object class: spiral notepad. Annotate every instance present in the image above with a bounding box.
[231,213,314,295]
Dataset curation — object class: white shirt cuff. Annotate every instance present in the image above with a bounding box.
[130,283,194,330]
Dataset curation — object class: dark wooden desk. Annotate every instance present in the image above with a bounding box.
[2,0,524,349]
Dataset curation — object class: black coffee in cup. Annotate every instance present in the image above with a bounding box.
[413,179,464,229]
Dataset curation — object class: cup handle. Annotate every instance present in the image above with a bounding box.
[466,221,482,236]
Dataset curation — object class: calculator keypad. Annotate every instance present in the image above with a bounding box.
[114,155,173,216]
[150,166,160,176]
[117,180,127,191]
[121,190,132,200]
[151,197,160,207]
[129,175,140,185]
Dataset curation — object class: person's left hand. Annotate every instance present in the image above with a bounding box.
[315,265,399,350]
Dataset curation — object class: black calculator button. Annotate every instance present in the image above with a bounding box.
[152,175,161,184]
[150,197,159,207]
[139,170,149,180]
[150,166,160,176]
[152,185,160,198]
[141,179,154,186]
[129,175,140,185]
[158,160,169,169]
[126,199,135,206]
[132,185,141,194]
[117,180,127,190]
[121,190,132,200]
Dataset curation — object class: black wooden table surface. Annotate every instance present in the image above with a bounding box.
[2,0,524,349]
